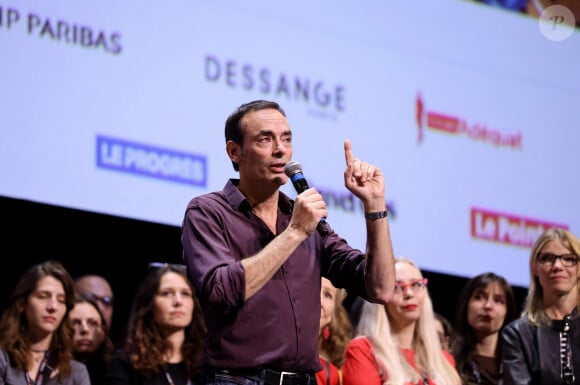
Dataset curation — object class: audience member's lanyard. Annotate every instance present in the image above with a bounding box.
[470,359,482,385]
[560,314,575,385]
[25,353,49,385]
[164,369,192,385]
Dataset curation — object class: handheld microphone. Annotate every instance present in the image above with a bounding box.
[284,160,329,235]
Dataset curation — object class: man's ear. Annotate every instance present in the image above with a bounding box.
[226,141,241,164]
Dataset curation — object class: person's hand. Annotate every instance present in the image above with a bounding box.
[343,140,385,207]
[288,188,327,236]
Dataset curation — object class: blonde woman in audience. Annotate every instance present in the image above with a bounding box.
[0,260,90,385]
[104,263,206,385]
[501,227,580,384]
[342,257,460,385]
[317,277,353,385]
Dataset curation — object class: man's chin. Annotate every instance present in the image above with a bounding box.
[272,175,288,186]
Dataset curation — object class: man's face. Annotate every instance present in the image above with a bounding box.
[232,108,293,187]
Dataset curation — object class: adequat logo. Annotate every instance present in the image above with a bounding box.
[415,93,522,150]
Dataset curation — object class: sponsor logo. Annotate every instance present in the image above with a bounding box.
[317,187,396,219]
[96,135,207,187]
[0,6,122,54]
[471,207,568,248]
[204,54,346,119]
[415,93,522,149]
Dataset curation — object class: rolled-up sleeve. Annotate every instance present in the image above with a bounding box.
[182,198,246,312]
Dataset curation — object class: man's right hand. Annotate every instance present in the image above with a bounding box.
[288,188,327,236]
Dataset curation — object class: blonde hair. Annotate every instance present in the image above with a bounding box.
[356,257,460,385]
[523,227,580,326]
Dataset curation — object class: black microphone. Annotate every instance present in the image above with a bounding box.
[284,160,329,235]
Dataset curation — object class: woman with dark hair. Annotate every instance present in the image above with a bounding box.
[0,260,90,385]
[501,227,580,384]
[452,272,517,385]
[104,263,206,385]
[69,294,114,385]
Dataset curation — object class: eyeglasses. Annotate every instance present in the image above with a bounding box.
[536,253,579,267]
[71,318,102,330]
[84,292,114,308]
[394,278,428,295]
[148,262,187,271]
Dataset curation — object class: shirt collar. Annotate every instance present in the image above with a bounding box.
[223,179,293,215]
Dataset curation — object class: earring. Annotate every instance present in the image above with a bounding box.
[323,326,330,340]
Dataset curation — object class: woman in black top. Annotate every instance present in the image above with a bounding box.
[105,263,206,385]
[501,227,580,385]
[452,272,517,385]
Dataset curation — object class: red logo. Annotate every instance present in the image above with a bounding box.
[416,93,522,149]
[471,207,568,248]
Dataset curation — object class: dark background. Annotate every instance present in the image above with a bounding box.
[0,195,528,343]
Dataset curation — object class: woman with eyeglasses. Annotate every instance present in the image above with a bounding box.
[0,260,90,385]
[104,263,206,385]
[451,272,518,385]
[342,257,461,385]
[501,227,580,385]
[74,275,115,334]
[69,294,114,385]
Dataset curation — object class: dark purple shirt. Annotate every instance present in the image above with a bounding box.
[181,179,368,373]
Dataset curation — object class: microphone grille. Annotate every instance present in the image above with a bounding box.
[284,161,302,177]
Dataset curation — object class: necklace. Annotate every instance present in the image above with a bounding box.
[25,352,49,385]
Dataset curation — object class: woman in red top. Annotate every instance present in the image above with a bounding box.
[316,278,353,385]
[342,257,460,385]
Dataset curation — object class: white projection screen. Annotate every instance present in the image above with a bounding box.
[1,1,579,287]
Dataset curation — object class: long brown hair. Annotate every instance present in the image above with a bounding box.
[0,260,76,378]
[123,264,206,379]
[319,283,353,367]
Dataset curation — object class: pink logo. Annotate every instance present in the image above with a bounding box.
[471,207,568,248]
[416,93,522,149]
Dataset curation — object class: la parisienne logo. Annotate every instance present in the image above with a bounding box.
[471,207,568,248]
[416,93,522,149]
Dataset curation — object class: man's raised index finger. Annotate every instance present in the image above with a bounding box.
[344,139,353,165]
